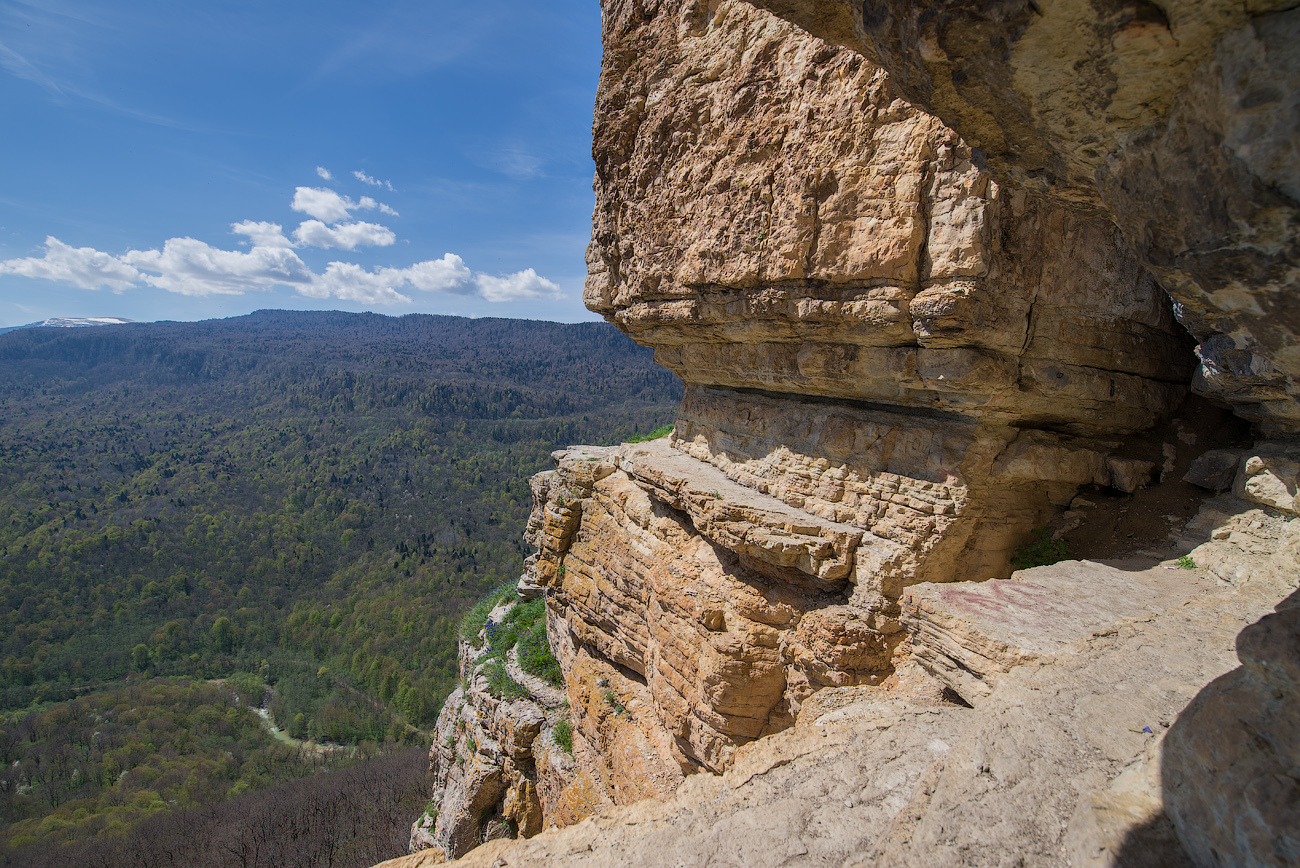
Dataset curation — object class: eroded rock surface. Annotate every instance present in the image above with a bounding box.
[744,0,1300,434]
[587,0,1192,435]
[398,0,1300,865]
[381,500,1298,868]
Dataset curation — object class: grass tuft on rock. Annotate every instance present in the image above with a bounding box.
[1011,527,1072,570]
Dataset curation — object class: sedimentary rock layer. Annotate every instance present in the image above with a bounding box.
[586,0,1194,435]
[744,0,1300,434]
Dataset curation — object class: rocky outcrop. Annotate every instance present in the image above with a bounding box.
[743,0,1300,434]
[409,599,575,861]
[587,0,1192,436]
[522,0,1197,799]
[379,491,1300,868]
[395,0,1300,865]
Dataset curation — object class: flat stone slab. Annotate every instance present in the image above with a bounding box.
[901,559,1219,704]
[616,439,895,588]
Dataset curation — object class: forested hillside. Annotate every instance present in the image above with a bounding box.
[0,310,681,858]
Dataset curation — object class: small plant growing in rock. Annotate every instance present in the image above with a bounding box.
[445,732,456,749]
[603,690,627,716]
[626,423,674,444]
[709,490,723,500]
[1011,527,1071,569]
[553,719,574,755]
[483,658,528,701]
[466,736,477,754]
[1176,554,1197,570]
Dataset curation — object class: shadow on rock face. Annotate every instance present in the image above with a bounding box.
[1111,812,1194,868]
[1123,587,1300,867]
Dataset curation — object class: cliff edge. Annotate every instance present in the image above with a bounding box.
[386,1,1299,865]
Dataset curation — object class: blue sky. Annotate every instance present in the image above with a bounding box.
[0,0,605,325]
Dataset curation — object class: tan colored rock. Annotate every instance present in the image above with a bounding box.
[1238,449,1300,515]
[587,0,1191,435]
[901,560,1219,705]
[744,0,1300,434]
[369,504,1297,868]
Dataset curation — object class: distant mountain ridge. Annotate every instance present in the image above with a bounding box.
[0,316,136,335]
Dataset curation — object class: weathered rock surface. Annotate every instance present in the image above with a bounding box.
[379,500,1299,868]
[588,0,1193,436]
[744,0,1300,434]
[396,0,1300,864]
[408,599,574,862]
[901,558,1225,705]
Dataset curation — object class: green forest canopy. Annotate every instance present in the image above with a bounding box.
[0,309,681,854]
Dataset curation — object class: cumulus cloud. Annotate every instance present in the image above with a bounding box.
[292,187,399,222]
[353,170,394,191]
[0,185,563,308]
[308,261,412,305]
[231,220,294,248]
[122,237,314,296]
[396,254,472,293]
[475,268,564,302]
[0,237,140,291]
[291,187,355,223]
[316,166,333,180]
[292,220,396,250]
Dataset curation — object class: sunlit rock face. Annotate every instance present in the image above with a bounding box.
[745,0,1300,435]
[516,0,1197,801]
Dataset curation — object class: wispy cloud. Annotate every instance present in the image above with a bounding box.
[316,166,333,181]
[493,148,543,179]
[0,41,65,95]
[353,170,394,191]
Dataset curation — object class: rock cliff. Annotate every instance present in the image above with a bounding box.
[392,0,1299,865]
[744,0,1300,434]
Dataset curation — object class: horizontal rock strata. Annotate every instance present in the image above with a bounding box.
[381,499,1299,868]
[425,0,1204,835]
[743,0,1300,434]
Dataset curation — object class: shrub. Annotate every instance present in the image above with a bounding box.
[626,423,674,444]
[482,659,527,701]
[1176,554,1197,570]
[458,581,518,641]
[1011,527,1071,570]
[553,719,573,755]
[517,617,563,686]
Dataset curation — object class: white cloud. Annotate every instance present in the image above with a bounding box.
[354,170,394,191]
[1,186,563,308]
[392,254,472,293]
[291,187,355,223]
[122,237,314,296]
[291,186,399,222]
[0,236,140,290]
[231,220,294,248]
[316,166,333,180]
[293,220,396,250]
[475,268,564,302]
[309,261,411,305]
